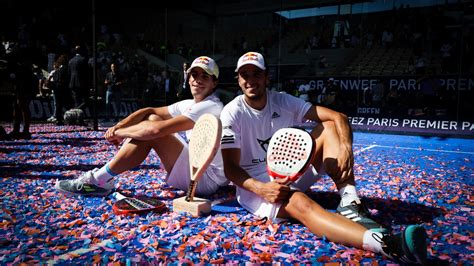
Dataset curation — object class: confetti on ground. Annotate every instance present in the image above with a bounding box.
[0,123,472,264]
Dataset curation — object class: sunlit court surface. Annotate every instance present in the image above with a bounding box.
[0,123,472,264]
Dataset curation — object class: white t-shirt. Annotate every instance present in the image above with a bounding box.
[220,90,312,177]
[168,93,223,141]
[168,93,227,186]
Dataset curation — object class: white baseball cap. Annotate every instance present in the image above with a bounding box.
[235,52,266,72]
[187,56,219,78]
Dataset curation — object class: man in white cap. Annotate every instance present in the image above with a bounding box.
[219,52,427,264]
[56,56,228,197]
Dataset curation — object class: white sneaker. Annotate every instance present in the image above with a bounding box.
[55,168,114,197]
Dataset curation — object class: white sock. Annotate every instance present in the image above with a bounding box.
[362,230,384,254]
[92,164,117,186]
[339,184,360,206]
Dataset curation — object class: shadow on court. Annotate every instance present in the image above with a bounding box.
[308,191,445,226]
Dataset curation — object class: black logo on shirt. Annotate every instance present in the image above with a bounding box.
[271,112,280,119]
[257,137,271,152]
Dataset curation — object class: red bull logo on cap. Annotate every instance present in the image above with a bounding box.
[195,57,210,65]
[242,52,259,62]
[188,56,219,78]
[236,51,265,72]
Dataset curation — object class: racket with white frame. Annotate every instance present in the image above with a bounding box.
[112,192,166,215]
[185,113,222,201]
[267,127,316,184]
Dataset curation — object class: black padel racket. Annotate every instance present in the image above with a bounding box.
[112,192,166,215]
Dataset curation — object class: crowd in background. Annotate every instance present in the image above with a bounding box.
[0,2,472,138]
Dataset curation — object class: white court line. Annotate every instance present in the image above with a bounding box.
[354,144,378,155]
[47,239,112,265]
[375,145,474,155]
[355,144,474,155]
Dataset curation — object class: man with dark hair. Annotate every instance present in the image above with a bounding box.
[55,56,228,198]
[220,51,428,264]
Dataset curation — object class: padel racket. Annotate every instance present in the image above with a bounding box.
[267,127,316,184]
[112,192,166,215]
[185,113,222,201]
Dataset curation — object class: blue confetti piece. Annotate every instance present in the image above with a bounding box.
[83,238,92,247]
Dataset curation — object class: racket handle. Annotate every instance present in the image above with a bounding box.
[270,176,292,186]
[111,192,126,200]
[185,180,197,202]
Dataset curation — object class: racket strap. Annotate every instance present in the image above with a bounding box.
[185,180,197,202]
[125,197,154,210]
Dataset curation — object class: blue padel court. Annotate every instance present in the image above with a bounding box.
[0,123,472,264]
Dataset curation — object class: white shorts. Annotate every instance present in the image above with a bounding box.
[165,134,222,196]
[237,167,321,221]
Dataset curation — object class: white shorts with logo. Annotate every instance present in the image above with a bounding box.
[237,167,321,221]
[165,134,222,196]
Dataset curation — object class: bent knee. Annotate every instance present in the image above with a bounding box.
[147,114,163,121]
[321,120,336,132]
[309,121,336,142]
[288,192,314,215]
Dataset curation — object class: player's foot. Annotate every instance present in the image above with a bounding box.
[337,199,388,233]
[381,225,427,265]
[55,168,113,197]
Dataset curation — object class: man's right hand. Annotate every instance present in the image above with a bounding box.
[105,126,124,146]
[254,179,291,203]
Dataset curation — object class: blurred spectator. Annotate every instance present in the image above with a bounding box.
[382,28,394,48]
[46,43,57,72]
[47,55,70,125]
[317,78,339,108]
[161,69,177,105]
[177,62,191,100]
[386,87,399,115]
[419,73,441,117]
[105,63,126,120]
[142,75,158,107]
[33,64,46,97]
[68,45,89,109]
[414,54,427,75]
[45,62,59,122]
[305,38,312,54]
[319,55,329,68]
[406,56,416,74]
[372,79,386,107]
[440,40,453,74]
[365,31,375,48]
[6,52,36,139]
[310,34,319,49]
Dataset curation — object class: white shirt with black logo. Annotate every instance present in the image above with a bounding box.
[220,90,312,177]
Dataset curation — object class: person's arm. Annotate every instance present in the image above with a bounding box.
[105,106,175,144]
[306,105,352,145]
[114,115,192,140]
[221,148,290,203]
[304,105,354,180]
[118,106,170,128]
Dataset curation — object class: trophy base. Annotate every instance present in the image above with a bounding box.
[172,196,211,217]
